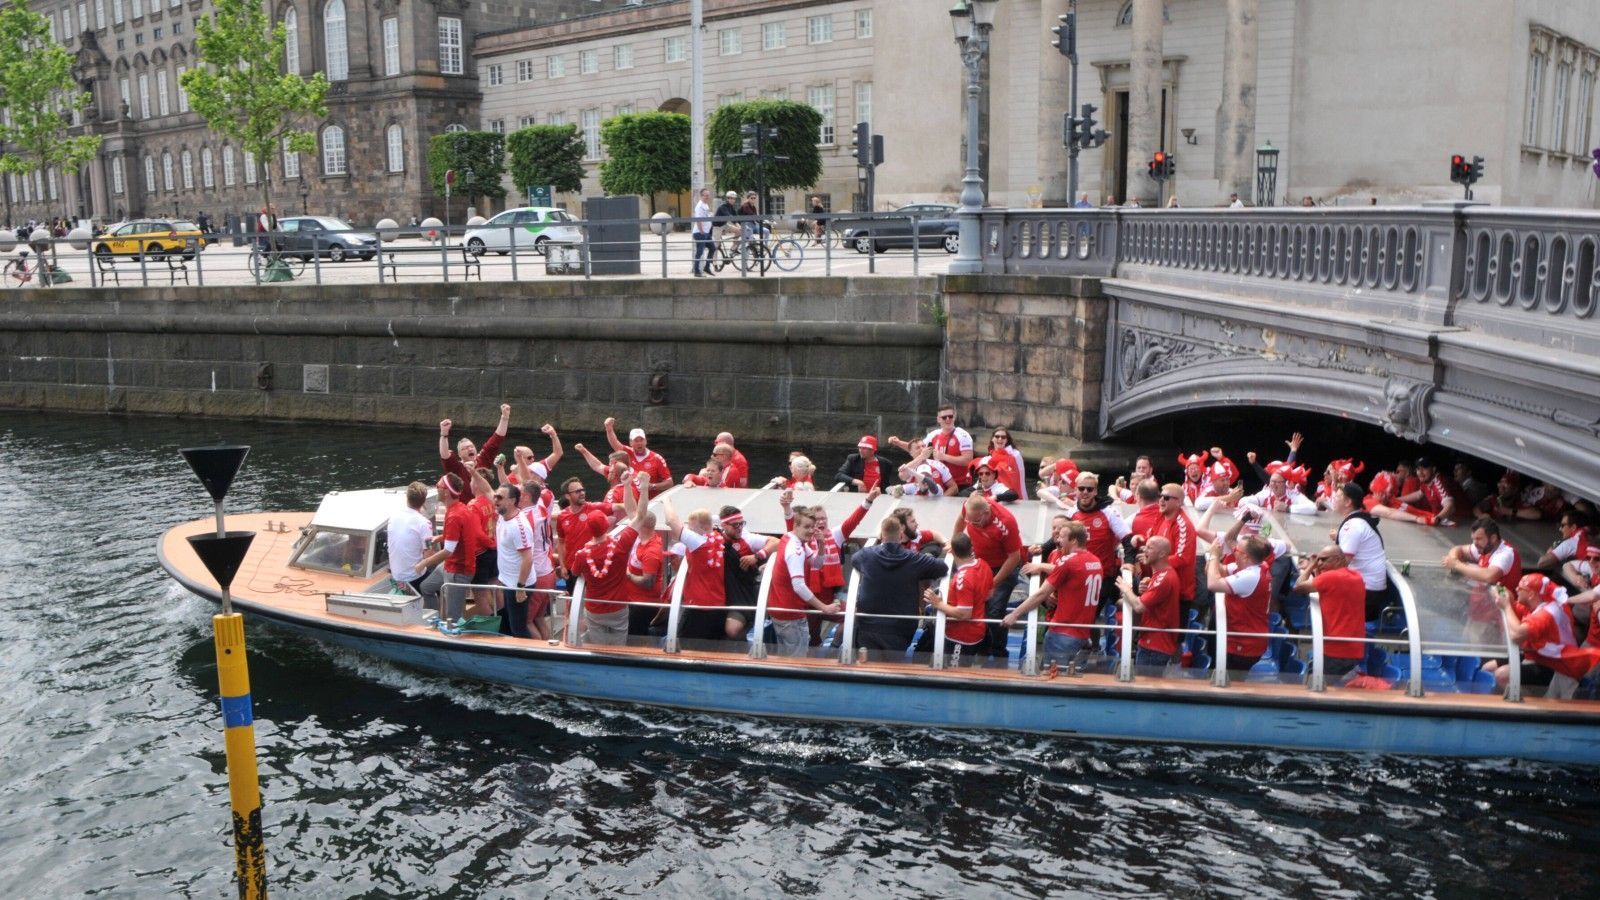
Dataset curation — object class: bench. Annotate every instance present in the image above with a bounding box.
[93,243,196,286]
[375,242,482,283]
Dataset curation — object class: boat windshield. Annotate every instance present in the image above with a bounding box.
[288,487,415,578]
[1406,561,1512,655]
[295,528,377,576]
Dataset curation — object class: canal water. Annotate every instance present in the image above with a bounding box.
[0,411,1594,896]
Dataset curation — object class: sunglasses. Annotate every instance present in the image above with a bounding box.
[938,414,955,421]
[1159,496,1180,502]
[1076,486,1097,492]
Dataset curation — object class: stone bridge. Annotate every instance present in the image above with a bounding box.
[947,203,1600,502]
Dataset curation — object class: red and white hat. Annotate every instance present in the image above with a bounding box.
[858,435,878,452]
[436,475,462,500]
[1518,573,1567,605]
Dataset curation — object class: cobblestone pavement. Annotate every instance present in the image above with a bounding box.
[3,230,953,289]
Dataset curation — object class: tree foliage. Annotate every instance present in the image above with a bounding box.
[598,112,689,209]
[707,100,823,194]
[182,0,328,210]
[0,4,102,182]
[427,131,507,203]
[505,125,585,198]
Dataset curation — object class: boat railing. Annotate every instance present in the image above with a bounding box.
[1307,591,1327,692]
[1212,589,1232,688]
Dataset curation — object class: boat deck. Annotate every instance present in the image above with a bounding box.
[160,512,1599,721]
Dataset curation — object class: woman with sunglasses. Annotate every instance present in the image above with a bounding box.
[986,429,1028,499]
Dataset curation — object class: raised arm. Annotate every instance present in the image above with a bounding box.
[604,416,627,454]
[540,423,563,471]
[661,496,684,544]
[573,442,608,478]
[438,418,454,462]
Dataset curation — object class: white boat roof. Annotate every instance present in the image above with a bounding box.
[310,487,410,532]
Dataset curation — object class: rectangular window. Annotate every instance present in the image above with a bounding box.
[518,114,535,128]
[131,0,142,19]
[323,128,345,175]
[181,151,193,190]
[517,59,534,82]
[718,91,741,108]
[161,154,173,191]
[855,81,872,130]
[153,26,161,40]
[856,8,872,38]
[95,0,105,29]
[489,118,505,134]
[156,69,169,116]
[244,149,257,184]
[383,17,399,77]
[614,44,632,69]
[176,64,187,112]
[664,35,686,63]
[282,138,299,179]
[762,22,785,51]
[548,112,566,126]
[547,55,565,78]
[114,0,123,26]
[172,20,180,34]
[1578,70,1597,155]
[223,146,236,186]
[78,3,88,35]
[143,156,154,193]
[439,17,462,75]
[768,194,786,216]
[808,15,832,45]
[719,28,741,56]
[761,87,788,101]
[119,77,130,113]
[387,125,404,172]
[47,14,55,42]
[1552,62,1572,152]
[1526,52,1546,146]
[614,103,633,117]
[112,156,124,194]
[137,73,150,119]
[48,168,58,201]
[202,149,214,187]
[579,49,597,74]
[484,63,503,86]
[808,84,834,144]
[582,108,601,159]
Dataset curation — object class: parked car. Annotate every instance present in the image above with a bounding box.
[838,204,961,254]
[463,207,585,257]
[276,216,379,262]
[93,219,210,260]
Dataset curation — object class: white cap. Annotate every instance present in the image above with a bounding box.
[628,428,646,441]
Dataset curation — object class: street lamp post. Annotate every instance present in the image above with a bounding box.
[948,0,997,275]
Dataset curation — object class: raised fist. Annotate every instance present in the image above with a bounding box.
[541,423,555,435]
[500,403,511,416]
[605,417,617,429]
[439,419,452,434]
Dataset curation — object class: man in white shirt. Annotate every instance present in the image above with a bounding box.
[691,187,714,277]
[493,483,536,638]
[386,481,434,593]
[1328,483,1393,619]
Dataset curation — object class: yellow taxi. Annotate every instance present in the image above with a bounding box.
[93,219,209,260]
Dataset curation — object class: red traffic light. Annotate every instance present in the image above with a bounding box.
[1451,155,1464,166]
[1154,151,1167,163]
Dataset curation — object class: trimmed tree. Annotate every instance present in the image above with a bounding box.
[0,4,102,216]
[506,124,585,203]
[706,100,823,201]
[427,131,506,220]
[597,111,689,214]
[181,0,329,216]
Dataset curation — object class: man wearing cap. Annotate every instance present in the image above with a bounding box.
[835,436,882,492]
[416,473,476,621]
[1328,482,1394,620]
[691,187,715,277]
[604,417,673,495]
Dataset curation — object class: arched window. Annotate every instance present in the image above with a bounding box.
[322,125,346,175]
[143,155,155,193]
[284,8,299,73]
[161,151,174,191]
[386,123,403,172]
[445,123,467,134]
[222,146,236,186]
[1116,1,1171,27]
[323,0,347,81]
[180,148,193,189]
[201,147,215,188]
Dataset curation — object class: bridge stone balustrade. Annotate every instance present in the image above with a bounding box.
[968,204,1600,502]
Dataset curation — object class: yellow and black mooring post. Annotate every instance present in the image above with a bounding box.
[181,445,268,898]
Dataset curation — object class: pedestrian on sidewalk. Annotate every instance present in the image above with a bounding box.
[691,188,714,277]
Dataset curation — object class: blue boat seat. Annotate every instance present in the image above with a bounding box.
[1466,669,1498,694]
[1377,606,1408,634]
[1280,594,1311,632]
[1453,655,1481,682]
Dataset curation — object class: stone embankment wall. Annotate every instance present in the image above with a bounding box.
[0,277,947,445]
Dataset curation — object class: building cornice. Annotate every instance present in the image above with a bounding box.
[475,0,849,56]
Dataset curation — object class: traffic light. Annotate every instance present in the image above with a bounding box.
[1051,12,1075,59]
[854,121,871,167]
[1148,151,1174,181]
[1468,155,1484,185]
[1449,154,1468,184]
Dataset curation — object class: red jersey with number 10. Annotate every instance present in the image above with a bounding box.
[1045,550,1104,639]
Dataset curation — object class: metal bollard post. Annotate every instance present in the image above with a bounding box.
[509,224,518,282]
[193,237,204,285]
[312,234,322,284]
[139,238,149,287]
[661,226,669,279]
[911,215,919,276]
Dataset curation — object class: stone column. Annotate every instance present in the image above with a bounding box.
[1037,1,1071,206]
[1214,0,1259,204]
[1124,0,1164,206]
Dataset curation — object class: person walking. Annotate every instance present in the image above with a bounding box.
[691,188,714,277]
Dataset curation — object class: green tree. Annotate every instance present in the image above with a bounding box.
[427,131,506,218]
[597,111,689,213]
[506,124,585,202]
[0,3,102,212]
[181,0,329,214]
[707,100,823,199]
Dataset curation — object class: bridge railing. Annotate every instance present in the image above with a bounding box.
[1455,207,1600,344]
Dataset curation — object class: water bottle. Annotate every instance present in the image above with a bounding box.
[1259,520,1273,539]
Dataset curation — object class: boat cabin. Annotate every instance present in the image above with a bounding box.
[289,487,435,579]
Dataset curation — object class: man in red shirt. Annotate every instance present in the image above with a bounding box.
[1205,535,1273,670]
[1372,457,1455,526]
[956,493,1024,661]
[555,476,616,581]
[712,432,750,488]
[1068,472,1131,606]
[1116,535,1180,668]
[416,473,473,621]
[1485,574,1600,698]
[835,435,883,492]
[438,404,511,488]
[662,498,730,644]
[604,417,674,495]
[623,511,665,637]
[1290,546,1369,679]
[923,533,993,665]
[1126,480,1164,581]
[1005,521,1102,667]
[1150,483,1198,612]
[569,473,651,646]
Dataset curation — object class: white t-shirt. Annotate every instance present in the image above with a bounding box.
[1336,515,1388,590]
[1468,542,1518,579]
[386,506,433,582]
[693,199,713,235]
[519,505,555,578]
[496,513,534,588]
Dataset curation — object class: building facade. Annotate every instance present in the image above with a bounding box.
[0,0,628,228]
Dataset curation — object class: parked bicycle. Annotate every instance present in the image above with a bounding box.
[247,242,306,281]
[3,249,57,288]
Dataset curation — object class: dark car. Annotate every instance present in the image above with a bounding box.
[278,216,379,262]
[838,204,960,254]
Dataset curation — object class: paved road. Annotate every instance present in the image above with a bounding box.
[3,231,953,289]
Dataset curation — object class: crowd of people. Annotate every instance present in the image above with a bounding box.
[383,405,1600,698]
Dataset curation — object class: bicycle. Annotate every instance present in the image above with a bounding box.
[735,223,803,275]
[797,216,836,249]
[247,242,306,281]
[2,249,56,288]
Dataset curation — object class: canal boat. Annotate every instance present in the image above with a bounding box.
[158,486,1600,767]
